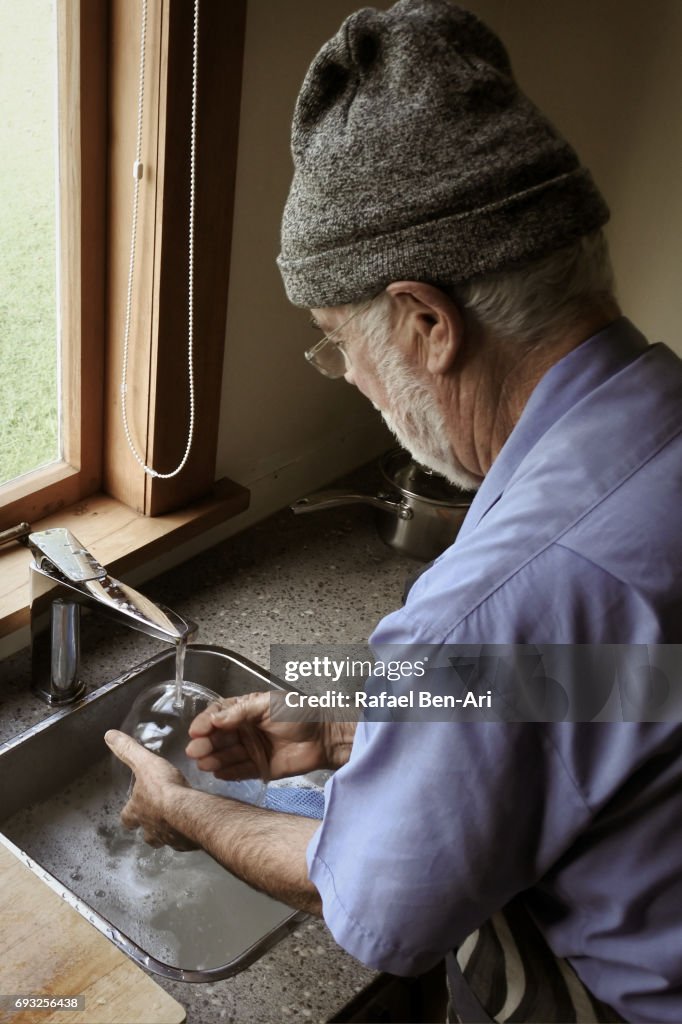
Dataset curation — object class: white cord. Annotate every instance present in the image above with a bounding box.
[120,0,199,480]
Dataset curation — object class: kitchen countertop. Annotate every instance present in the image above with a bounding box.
[0,462,420,1024]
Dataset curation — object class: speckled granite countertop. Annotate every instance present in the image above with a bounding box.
[0,464,420,1024]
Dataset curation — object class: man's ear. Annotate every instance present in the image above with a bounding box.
[385,281,464,375]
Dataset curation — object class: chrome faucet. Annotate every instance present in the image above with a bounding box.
[28,528,198,705]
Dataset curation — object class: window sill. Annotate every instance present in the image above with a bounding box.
[0,479,249,640]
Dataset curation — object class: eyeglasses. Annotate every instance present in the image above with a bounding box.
[305,299,373,378]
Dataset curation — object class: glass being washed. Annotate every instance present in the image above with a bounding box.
[118,675,266,806]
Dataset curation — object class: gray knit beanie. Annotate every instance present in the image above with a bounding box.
[277,0,609,308]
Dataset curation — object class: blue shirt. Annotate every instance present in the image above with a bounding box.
[307,319,682,1024]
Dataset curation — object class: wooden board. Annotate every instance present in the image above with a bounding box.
[0,844,185,1024]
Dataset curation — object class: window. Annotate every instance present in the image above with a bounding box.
[0,0,247,532]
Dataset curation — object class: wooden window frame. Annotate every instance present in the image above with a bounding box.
[105,0,247,516]
[0,0,248,531]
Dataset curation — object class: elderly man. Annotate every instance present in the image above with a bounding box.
[107,1,682,1021]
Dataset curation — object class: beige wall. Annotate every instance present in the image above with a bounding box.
[466,0,682,353]
[217,0,681,506]
[216,0,394,511]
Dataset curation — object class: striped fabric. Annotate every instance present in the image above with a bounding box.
[446,899,625,1023]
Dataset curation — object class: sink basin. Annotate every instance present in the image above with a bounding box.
[0,645,307,982]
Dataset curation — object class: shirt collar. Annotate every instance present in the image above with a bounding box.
[456,317,650,542]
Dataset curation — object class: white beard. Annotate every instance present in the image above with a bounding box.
[374,344,481,492]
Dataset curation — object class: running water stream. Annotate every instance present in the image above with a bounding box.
[173,637,187,709]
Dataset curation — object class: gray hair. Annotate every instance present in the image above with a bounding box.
[347,230,617,350]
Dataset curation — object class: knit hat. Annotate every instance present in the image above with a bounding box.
[277,0,609,309]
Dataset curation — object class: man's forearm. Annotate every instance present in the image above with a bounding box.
[162,787,323,915]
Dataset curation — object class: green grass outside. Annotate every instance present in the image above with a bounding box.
[0,0,59,487]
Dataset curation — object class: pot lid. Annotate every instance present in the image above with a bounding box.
[380,448,474,506]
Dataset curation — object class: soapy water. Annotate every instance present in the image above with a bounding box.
[4,672,280,971]
[2,675,324,970]
[2,756,292,971]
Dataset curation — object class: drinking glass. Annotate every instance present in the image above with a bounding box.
[115,680,266,806]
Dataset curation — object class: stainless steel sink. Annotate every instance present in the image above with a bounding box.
[0,645,307,982]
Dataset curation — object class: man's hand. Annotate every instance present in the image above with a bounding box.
[104,729,198,852]
[185,691,355,782]
[106,725,323,916]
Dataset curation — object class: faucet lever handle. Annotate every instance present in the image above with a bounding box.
[28,528,107,583]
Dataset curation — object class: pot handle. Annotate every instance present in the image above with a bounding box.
[291,490,413,521]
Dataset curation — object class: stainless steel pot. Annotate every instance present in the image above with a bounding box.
[291,449,474,561]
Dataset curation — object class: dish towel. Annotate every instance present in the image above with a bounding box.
[264,781,326,819]
[213,773,328,818]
